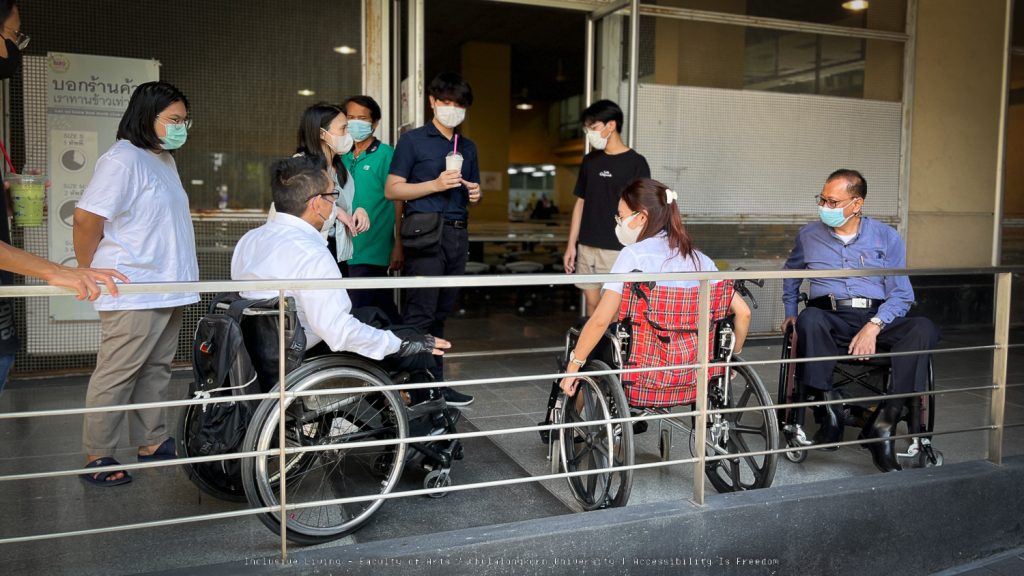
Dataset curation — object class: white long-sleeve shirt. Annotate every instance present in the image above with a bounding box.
[230,212,401,359]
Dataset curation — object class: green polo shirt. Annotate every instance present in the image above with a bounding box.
[342,138,396,267]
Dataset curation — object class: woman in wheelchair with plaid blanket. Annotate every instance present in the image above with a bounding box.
[559,177,750,395]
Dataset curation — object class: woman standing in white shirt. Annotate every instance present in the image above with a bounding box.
[560,177,751,394]
[294,102,369,276]
[73,81,199,486]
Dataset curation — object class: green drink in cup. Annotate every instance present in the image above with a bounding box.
[9,174,45,227]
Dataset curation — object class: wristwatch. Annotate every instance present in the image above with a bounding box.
[869,317,885,330]
[568,350,586,368]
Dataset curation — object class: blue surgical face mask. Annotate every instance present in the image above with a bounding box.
[348,119,374,142]
[160,123,188,150]
[818,204,854,228]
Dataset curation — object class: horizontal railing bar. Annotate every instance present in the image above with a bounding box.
[0,343,996,422]
[4,419,995,546]
[0,267,1017,297]
[446,346,562,359]
[0,502,282,545]
[2,377,998,485]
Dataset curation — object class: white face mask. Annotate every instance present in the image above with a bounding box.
[318,197,338,235]
[322,129,354,155]
[435,105,466,129]
[586,127,609,151]
[615,214,642,246]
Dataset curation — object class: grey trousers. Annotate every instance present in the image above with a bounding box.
[82,307,183,454]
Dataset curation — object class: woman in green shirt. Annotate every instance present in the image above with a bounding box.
[342,95,402,321]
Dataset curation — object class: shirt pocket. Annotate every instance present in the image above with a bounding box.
[862,246,887,268]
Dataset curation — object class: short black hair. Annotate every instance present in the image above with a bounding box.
[116,81,190,152]
[0,1,18,25]
[581,100,624,133]
[271,156,329,217]
[826,168,868,199]
[342,95,382,122]
[428,72,473,107]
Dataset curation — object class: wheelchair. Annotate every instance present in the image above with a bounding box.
[178,297,462,545]
[544,279,778,510]
[776,303,943,469]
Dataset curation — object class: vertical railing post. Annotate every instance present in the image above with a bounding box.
[989,272,1011,465]
[277,290,288,559]
[691,280,710,506]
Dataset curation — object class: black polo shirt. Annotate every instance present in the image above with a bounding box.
[389,122,478,221]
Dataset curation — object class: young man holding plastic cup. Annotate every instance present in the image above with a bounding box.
[385,72,480,406]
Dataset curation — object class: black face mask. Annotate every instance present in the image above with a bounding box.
[0,39,22,80]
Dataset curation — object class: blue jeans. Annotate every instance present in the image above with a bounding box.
[0,354,15,395]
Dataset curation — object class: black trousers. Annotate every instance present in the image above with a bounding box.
[402,224,468,380]
[795,306,939,394]
[348,264,401,324]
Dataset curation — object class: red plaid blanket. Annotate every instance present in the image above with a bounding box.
[618,281,734,407]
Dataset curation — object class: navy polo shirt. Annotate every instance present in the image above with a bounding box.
[389,122,478,220]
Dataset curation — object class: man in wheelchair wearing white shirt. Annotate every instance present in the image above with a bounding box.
[231,155,450,367]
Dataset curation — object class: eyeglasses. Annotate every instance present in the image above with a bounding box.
[307,191,340,202]
[614,211,639,225]
[4,27,28,50]
[158,115,192,129]
[814,195,857,209]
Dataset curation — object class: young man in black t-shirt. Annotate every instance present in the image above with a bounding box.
[563,100,651,316]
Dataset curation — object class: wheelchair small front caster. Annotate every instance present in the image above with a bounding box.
[424,469,452,498]
[785,446,808,464]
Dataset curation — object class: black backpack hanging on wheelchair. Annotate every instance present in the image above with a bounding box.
[179,294,305,501]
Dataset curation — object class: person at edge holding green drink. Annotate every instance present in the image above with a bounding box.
[0,0,128,396]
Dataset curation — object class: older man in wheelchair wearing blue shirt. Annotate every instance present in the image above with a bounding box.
[781,169,939,473]
[231,156,450,368]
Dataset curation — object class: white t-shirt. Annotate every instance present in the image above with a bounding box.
[603,233,718,295]
[77,139,199,311]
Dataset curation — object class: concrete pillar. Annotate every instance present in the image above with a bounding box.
[461,41,511,222]
[906,0,1011,266]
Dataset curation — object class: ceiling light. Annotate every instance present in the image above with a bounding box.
[297,89,315,96]
[520,166,536,173]
[507,168,519,175]
[333,46,358,55]
[541,165,556,171]
[515,102,533,111]
[531,172,545,178]
[841,0,868,10]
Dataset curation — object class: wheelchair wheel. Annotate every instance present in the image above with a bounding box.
[558,359,634,510]
[177,402,247,502]
[700,362,779,493]
[241,355,409,545]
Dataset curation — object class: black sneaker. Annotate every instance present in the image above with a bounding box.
[442,387,474,406]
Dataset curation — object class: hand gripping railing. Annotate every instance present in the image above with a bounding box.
[0,266,1019,563]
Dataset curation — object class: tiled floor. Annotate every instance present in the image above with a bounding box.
[0,300,1022,575]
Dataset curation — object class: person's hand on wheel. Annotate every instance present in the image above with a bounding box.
[396,334,451,357]
[780,315,797,333]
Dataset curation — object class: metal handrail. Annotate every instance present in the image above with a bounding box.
[0,267,1014,559]
[0,265,1018,298]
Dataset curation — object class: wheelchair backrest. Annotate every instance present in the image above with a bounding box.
[616,280,735,407]
[200,293,306,393]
